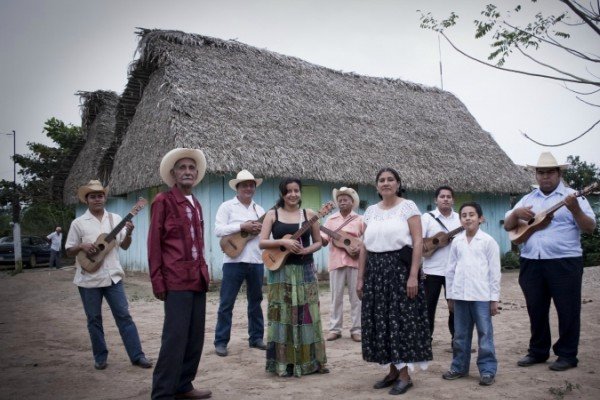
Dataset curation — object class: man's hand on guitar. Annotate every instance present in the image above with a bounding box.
[125,221,134,236]
[80,243,99,257]
[241,221,262,235]
[564,193,582,214]
[514,205,535,221]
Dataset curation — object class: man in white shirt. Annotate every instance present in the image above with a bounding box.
[65,180,151,371]
[46,226,62,268]
[214,170,266,356]
[421,186,461,347]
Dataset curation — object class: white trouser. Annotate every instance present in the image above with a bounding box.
[328,266,361,334]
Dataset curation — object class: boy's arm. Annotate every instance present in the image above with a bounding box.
[445,240,458,312]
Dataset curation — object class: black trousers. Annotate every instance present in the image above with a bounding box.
[519,257,583,365]
[152,291,206,400]
[424,274,454,340]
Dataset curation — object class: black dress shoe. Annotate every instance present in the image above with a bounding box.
[389,379,413,395]
[549,358,577,371]
[373,374,399,389]
[517,355,546,367]
[133,356,153,368]
[94,361,107,370]
[249,340,267,350]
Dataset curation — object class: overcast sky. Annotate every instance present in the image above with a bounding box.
[1,0,598,184]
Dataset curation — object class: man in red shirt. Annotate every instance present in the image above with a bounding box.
[148,148,211,400]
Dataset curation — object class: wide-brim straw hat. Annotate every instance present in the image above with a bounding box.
[228,170,263,191]
[332,187,360,210]
[159,148,207,187]
[77,180,108,204]
[527,152,568,170]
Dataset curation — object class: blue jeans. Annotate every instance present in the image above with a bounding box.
[214,262,264,346]
[49,249,61,268]
[78,281,145,364]
[451,300,497,376]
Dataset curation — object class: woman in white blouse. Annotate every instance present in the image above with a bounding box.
[357,167,432,395]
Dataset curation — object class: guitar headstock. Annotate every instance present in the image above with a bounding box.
[579,182,599,197]
[317,201,336,218]
[131,197,148,216]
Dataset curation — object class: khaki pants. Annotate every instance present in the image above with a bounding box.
[328,266,361,334]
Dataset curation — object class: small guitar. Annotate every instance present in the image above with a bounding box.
[77,198,147,273]
[422,226,465,258]
[219,205,275,258]
[508,182,598,245]
[263,202,335,271]
[319,225,362,259]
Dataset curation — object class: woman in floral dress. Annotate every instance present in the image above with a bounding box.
[357,167,432,395]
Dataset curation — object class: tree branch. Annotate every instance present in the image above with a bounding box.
[440,32,600,86]
[515,45,600,84]
[576,96,600,107]
[520,118,600,147]
[560,0,600,35]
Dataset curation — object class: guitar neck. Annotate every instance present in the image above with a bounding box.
[448,226,465,238]
[255,205,276,224]
[319,225,341,240]
[105,213,134,242]
[291,215,319,240]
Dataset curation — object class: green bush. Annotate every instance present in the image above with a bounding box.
[501,251,520,270]
[582,211,600,267]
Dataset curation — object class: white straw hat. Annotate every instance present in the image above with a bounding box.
[332,187,360,210]
[159,148,207,187]
[228,170,263,191]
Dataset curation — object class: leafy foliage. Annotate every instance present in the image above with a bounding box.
[562,155,599,190]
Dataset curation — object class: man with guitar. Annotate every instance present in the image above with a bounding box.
[65,180,152,371]
[504,152,596,372]
[421,186,461,351]
[213,170,266,357]
[148,148,211,400]
[321,187,364,342]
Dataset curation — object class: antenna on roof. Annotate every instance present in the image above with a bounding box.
[438,34,444,90]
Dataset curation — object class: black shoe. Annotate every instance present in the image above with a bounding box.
[215,345,228,357]
[133,356,153,369]
[94,361,107,370]
[373,374,398,389]
[549,358,577,371]
[389,379,413,395]
[479,374,495,386]
[249,340,267,350]
[517,355,546,367]
[442,370,467,380]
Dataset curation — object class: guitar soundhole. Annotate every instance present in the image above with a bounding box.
[97,244,105,251]
[279,246,286,252]
[241,232,248,238]
[343,239,351,246]
[432,238,439,245]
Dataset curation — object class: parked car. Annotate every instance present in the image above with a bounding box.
[0,236,52,268]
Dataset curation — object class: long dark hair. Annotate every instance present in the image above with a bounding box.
[276,177,302,208]
[376,167,403,199]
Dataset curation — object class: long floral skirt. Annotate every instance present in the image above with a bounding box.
[266,262,327,377]
[361,249,432,367]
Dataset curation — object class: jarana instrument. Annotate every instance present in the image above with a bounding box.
[219,205,275,258]
[77,198,147,273]
[422,226,465,258]
[319,225,362,259]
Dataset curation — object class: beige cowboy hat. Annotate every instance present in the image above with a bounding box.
[159,148,207,187]
[332,187,360,210]
[77,180,108,204]
[228,170,263,191]
[527,152,569,170]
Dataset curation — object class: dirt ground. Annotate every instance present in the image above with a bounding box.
[0,266,599,400]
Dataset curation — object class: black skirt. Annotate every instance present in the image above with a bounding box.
[361,247,433,365]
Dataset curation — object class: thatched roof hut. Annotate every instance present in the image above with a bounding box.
[106,28,530,195]
[63,90,120,204]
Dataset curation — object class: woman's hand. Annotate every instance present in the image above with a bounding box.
[282,239,302,254]
[356,278,364,300]
[407,275,418,299]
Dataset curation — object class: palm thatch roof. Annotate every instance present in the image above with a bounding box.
[107,28,531,195]
[63,90,120,204]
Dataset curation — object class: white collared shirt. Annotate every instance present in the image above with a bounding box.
[446,229,501,302]
[65,209,126,288]
[47,232,62,251]
[214,196,265,264]
[505,181,595,259]
[421,208,461,276]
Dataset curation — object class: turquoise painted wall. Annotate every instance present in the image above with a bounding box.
[72,174,514,279]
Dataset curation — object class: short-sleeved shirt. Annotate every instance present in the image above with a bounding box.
[421,208,461,276]
[214,196,265,264]
[505,181,595,259]
[363,200,420,252]
[47,232,62,251]
[322,211,364,271]
[65,209,126,288]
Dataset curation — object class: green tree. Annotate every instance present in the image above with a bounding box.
[563,155,600,189]
[419,0,599,146]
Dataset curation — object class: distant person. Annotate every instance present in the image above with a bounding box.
[443,202,501,386]
[148,148,212,400]
[214,170,266,357]
[47,226,62,268]
[504,152,596,371]
[65,180,151,371]
[321,187,364,342]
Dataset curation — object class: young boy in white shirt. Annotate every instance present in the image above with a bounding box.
[442,202,501,386]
